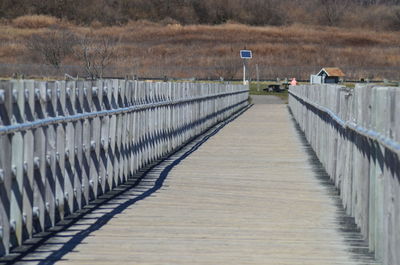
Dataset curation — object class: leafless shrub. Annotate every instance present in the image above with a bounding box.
[26,26,76,69]
[389,6,400,30]
[318,0,350,26]
[214,57,241,80]
[74,34,119,79]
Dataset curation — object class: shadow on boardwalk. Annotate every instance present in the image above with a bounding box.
[12,106,252,265]
[11,104,380,265]
[288,109,378,265]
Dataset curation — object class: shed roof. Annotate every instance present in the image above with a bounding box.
[317,67,345,77]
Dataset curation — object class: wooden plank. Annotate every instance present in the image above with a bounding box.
[130,81,138,176]
[55,81,66,221]
[89,80,101,200]
[382,86,397,265]
[9,80,24,248]
[27,103,379,265]
[120,80,129,182]
[136,82,142,171]
[73,81,83,210]
[97,80,109,194]
[167,82,173,153]
[0,80,255,260]
[33,81,47,234]
[126,81,134,177]
[112,80,122,186]
[43,82,56,229]
[105,80,115,190]
[80,81,90,207]
[64,81,76,214]
[21,81,33,239]
[0,81,13,256]
[122,80,129,182]
[392,87,400,265]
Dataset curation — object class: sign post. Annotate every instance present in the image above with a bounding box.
[240,50,252,85]
[256,64,260,92]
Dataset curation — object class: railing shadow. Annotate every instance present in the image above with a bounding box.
[14,105,252,265]
[287,106,379,265]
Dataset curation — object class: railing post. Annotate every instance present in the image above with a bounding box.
[0,81,12,256]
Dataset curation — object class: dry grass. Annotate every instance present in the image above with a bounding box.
[12,15,59,29]
[1,19,400,80]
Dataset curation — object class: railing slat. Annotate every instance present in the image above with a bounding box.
[10,81,24,247]
[22,81,34,241]
[74,81,84,210]
[0,81,12,256]
[0,79,249,257]
[289,84,400,265]
[55,81,66,221]
[80,81,91,208]
[45,81,57,228]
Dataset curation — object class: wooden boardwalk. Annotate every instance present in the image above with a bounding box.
[17,97,378,265]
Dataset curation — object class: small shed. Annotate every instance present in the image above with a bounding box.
[310,67,345,84]
[314,67,345,84]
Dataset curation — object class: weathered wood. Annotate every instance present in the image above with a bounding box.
[74,81,84,210]
[289,84,400,265]
[10,80,24,247]
[64,81,76,215]
[55,81,66,221]
[97,80,107,195]
[44,81,57,228]
[35,81,48,233]
[89,81,101,200]
[105,79,116,190]
[0,79,249,257]
[0,81,12,256]
[119,80,129,183]
[19,103,379,265]
[81,84,91,207]
[21,81,33,241]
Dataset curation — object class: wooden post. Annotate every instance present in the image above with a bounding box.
[10,80,24,247]
[44,81,56,228]
[0,81,13,255]
[0,79,250,257]
[74,81,84,211]
[64,81,76,215]
[21,81,33,240]
[55,81,66,221]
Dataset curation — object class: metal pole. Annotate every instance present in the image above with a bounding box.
[256,64,260,92]
[243,61,245,85]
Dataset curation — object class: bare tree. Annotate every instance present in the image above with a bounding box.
[390,6,400,30]
[27,26,75,69]
[74,34,119,79]
[318,0,350,26]
[214,57,241,80]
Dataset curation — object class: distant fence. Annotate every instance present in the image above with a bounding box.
[2,63,400,81]
[289,84,400,265]
[0,79,249,256]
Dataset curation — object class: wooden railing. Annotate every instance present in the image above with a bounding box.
[0,79,249,256]
[289,84,400,265]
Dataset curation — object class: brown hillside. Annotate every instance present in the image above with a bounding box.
[1,18,400,80]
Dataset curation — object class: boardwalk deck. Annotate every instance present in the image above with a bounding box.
[16,97,378,265]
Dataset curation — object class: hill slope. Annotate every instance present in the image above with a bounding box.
[1,19,400,80]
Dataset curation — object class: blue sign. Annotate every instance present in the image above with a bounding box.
[240,50,252,59]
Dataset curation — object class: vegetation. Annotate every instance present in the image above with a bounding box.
[26,25,75,69]
[1,0,400,80]
[249,82,289,103]
[1,0,400,31]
